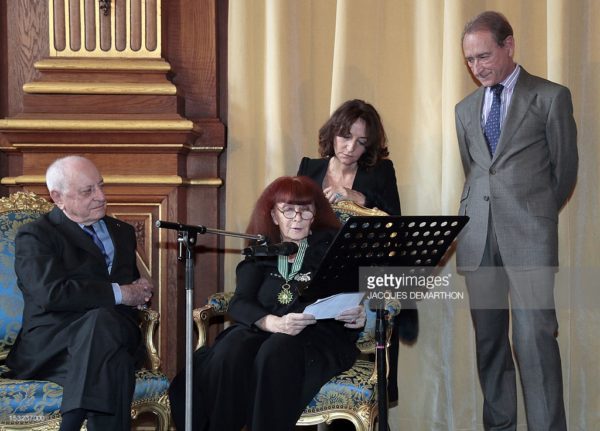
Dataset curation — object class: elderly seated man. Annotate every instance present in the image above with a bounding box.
[3,155,153,431]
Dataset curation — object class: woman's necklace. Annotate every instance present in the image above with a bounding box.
[276,239,308,305]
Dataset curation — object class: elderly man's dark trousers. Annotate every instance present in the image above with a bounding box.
[42,307,140,431]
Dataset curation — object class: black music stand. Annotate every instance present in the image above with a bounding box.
[304,215,468,431]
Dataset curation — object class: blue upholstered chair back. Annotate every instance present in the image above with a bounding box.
[0,192,54,361]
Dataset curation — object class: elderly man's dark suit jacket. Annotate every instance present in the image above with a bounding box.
[6,206,140,380]
[455,68,578,271]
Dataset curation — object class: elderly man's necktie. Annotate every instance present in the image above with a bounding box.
[484,84,504,155]
[83,224,110,267]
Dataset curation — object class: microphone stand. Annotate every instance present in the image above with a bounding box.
[156,220,265,431]
[375,305,388,431]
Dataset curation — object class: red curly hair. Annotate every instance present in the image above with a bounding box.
[246,176,340,244]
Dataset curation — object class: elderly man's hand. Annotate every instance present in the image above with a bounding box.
[121,278,154,307]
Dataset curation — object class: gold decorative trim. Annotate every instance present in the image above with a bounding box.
[1,175,222,187]
[8,143,224,153]
[0,191,54,214]
[0,417,64,430]
[185,178,223,186]
[332,200,389,216]
[140,309,161,371]
[190,146,226,153]
[0,119,193,131]
[130,394,171,430]
[23,82,176,95]
[296,409,372,431]
[111,211,153,274]
[193,305,217,351]
[34,58,171,72]
[49,0,163,59]
[12,143,189,150]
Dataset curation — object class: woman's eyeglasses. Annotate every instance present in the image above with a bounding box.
[276,206,314,220]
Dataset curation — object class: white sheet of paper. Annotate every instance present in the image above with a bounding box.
[303,292,365,319]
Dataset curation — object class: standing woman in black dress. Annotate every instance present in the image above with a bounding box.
[297,99,400,215]
[169,176,367,431]
[297,99,418,406]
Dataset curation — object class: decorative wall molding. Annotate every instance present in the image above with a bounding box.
[49,0,162,58]
[0,175,223,187]
[0,119,192,130]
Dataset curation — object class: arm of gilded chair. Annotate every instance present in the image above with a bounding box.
[332,200,389,217]
[192,292,234,351]
[139,308,161,372]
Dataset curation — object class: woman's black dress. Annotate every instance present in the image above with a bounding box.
[168,230,359,431]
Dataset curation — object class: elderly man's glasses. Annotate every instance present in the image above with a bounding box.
[276,206,314,220]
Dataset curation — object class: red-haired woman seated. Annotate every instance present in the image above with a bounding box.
[169,176,366,431]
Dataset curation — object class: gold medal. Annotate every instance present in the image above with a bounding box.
[276,239,308,306]
[277,283,294,305]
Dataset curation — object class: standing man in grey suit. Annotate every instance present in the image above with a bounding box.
[455,11,578,431]
[5,156,154,431]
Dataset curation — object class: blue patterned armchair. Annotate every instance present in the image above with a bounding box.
[0,192,170,430]
[193,200,400,431]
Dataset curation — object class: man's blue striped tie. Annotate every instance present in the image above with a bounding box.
[83,224,110,267]
[484,84,504,155]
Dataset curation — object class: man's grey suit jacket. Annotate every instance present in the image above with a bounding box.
[455,67,578,271]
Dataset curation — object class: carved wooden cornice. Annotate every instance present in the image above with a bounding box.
[0,119,193,131]
[34,58,171,71]
[0,175,223,187]
[23,82,176,95]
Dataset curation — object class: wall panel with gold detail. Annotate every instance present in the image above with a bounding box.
[0,0,228,381]
[50,0,161,58]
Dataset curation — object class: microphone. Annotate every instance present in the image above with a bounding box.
[242,242,299,257]
[155,220,267,243]
[155,220,207,234]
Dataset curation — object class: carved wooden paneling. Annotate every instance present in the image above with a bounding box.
[0,4,7,119]
[164,0,219,118]
[23,94,180,115]
[5,0,48,116]
[110,201,166,355]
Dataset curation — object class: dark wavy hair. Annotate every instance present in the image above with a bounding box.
[246,176,340,244]
[318,99,389,169]
[461,11,513,47]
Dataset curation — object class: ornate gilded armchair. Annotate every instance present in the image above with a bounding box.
[0,192,170,430]
[193,200,400,431]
